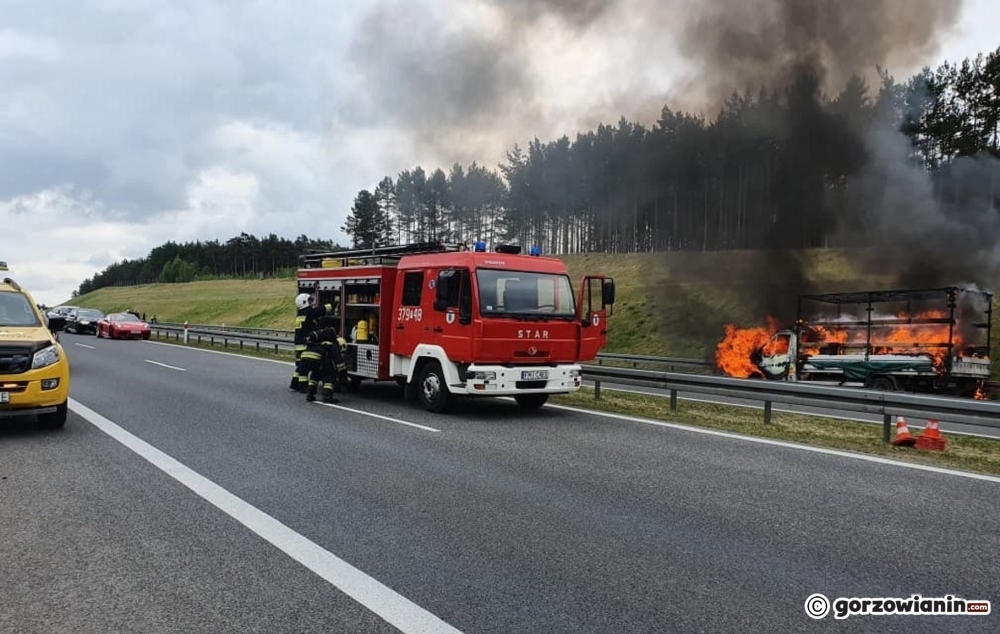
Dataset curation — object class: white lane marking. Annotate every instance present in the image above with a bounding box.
[145,360,187,372]
[74,343,96,349]
[316,401,440,433]
[597,386,998,439]
[144,339,293,366]
[68,398,465,634]
[145,339,995,439]
[149,340,438,431]
[548,402,1000,484]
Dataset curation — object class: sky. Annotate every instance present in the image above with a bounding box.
[1,0,998,306]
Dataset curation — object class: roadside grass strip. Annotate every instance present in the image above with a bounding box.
[552,388,1000,477]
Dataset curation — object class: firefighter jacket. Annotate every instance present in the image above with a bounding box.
[294,303,334,350]
[303,326,346,371]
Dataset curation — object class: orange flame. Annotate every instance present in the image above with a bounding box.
[715,316,783,378]
[717,309,988,378]
[974,381,988,401]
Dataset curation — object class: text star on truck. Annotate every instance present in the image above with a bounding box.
[750,287,992,398]
[296,241,615,412]
[0,276,70,428]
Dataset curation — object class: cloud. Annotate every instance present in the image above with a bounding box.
[1,0,990,306]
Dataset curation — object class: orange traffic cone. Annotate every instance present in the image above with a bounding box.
[891,416,917,447]
[916,419,947,451]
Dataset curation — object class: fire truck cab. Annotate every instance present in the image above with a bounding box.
[297,242,615,412]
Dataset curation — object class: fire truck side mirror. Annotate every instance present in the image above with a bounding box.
[602,279,616,307]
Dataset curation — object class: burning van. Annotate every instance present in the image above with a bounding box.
[722,287,993,398]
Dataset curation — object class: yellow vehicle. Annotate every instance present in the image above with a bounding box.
[0,277,70,428]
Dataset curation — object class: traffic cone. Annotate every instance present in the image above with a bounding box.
[916,419,947,451]
[891,416,917,447]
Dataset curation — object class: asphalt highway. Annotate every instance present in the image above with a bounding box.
[2,334,997,633]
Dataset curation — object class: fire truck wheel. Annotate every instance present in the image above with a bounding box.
[418,361,451,413]
[514,394,549,410]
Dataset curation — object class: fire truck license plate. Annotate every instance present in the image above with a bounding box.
[521,370,548,381]
[0,392,9,404]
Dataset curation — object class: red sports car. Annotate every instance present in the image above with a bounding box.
[97,312,152,340]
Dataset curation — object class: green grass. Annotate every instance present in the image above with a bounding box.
[71,248,1000,378]
[74,279,299,329]
[552,388,1000,476]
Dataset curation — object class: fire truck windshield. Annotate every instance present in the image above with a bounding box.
[476,269,576,319]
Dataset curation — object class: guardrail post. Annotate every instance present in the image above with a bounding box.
[882,414,891,444]
[670,389,677,411]
[594,381,601,399]
[274,344,279,354]
[763,400,772,424]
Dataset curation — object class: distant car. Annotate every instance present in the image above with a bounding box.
[65,308,105,335]
[47,305,80,320]
[96,312,151,340]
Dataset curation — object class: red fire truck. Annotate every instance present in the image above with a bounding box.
[296,241,615,412]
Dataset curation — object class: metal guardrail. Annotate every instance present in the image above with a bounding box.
[594,352,716,373]
[152,322,718,368]
[582,365,1000,442]
[148,322,999,428]
[150,324,294,353]
[156,321,293,340]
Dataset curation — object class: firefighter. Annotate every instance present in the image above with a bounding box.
[333,331,349,393]
[300,316,347,403]
[290,292,335,391]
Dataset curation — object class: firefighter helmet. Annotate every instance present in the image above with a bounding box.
[295,293,313,310]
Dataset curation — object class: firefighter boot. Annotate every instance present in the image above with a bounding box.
[306,381,318,402]
[322,384,339,404]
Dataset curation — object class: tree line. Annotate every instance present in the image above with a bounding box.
[81,46,1000,294]
[342,47,1000,254]
[75,233,342,296]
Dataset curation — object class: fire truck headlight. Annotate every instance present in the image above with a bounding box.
[468,371,496,381]
[569,369,581,377]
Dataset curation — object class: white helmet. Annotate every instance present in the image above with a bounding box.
[295,293,313,310]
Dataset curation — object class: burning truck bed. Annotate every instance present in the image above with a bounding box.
[718,287,993,398]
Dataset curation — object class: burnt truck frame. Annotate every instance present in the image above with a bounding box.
[751,286,993,397]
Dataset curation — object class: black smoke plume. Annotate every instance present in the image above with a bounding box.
[672,0,1000,329]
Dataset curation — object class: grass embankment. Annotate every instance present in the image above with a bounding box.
[73,249,999,374]
[74,248,1000,476]
[75,279,296,328]
[71,250,885,350]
